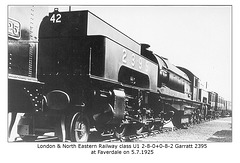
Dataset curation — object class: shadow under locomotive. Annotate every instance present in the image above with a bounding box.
[207,130,232,142]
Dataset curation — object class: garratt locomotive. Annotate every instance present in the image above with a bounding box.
[8,7,231,142]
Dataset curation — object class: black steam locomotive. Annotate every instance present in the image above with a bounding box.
[8,8,231,142]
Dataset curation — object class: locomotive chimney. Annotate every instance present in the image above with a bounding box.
[140,43,151,57]
[140,43,157,63]
[141,43,150,50]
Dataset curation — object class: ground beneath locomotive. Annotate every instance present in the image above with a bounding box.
[136,117,232,142]
[11,117,232,142]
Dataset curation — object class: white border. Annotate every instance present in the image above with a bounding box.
[2,0,239,163]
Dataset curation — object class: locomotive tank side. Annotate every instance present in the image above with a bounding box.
[38,9,158,106]
[104,38,158,91]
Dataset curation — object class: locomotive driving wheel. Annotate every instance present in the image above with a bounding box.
[172,111,184,129]
[69,112,90,142]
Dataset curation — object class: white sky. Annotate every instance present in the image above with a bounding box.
[50,6,231,100]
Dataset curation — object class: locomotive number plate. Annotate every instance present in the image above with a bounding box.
[49,13,62,23]
[8,18,21,39]
[122,49,149,72]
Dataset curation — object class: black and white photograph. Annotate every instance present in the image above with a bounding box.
[2,1,239,162]
[7,5,232,143]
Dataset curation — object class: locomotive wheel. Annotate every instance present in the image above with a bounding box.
[172,111,184,129]
[115,124,126,139]
[172,117,183,129]
[69,112,90,142]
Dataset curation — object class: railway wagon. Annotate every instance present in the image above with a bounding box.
[8,6,49,139]
[217,97,231,117]
[208,91,217,119]
[208,91,232,118]
[214,94,225,118]
[225,100,232,117]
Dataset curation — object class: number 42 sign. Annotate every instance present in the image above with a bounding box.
[50,13,62,23]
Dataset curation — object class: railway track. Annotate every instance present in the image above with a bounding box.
[14,129,174,142]
[14,119,213,142]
